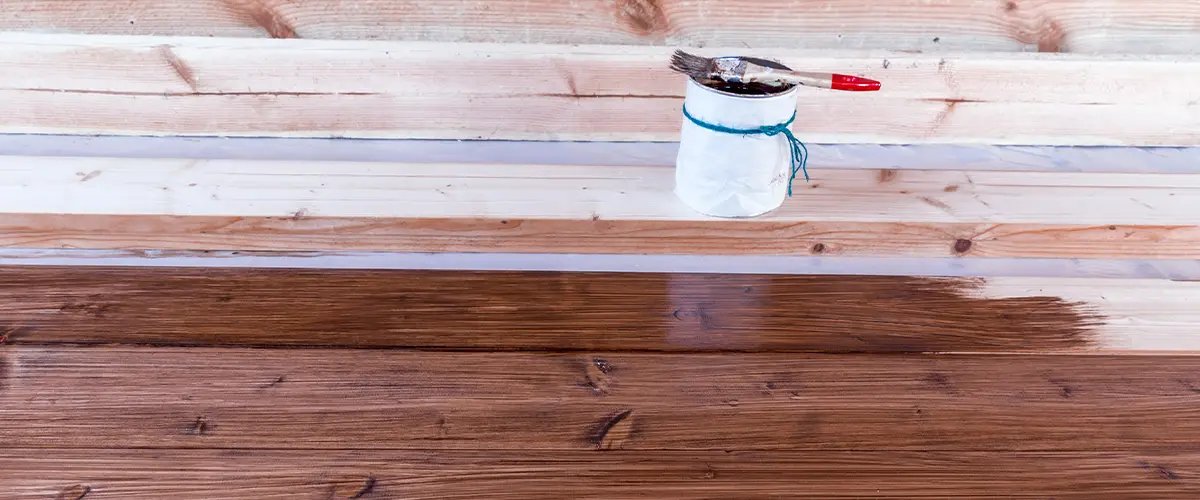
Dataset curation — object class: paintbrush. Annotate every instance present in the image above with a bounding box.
[669,50,881,92]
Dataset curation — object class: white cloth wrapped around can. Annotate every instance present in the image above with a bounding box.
[674,77,801,218]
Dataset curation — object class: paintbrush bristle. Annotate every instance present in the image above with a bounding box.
[669,50,715,78]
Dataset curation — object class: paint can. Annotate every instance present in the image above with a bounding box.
[674,62,801,218]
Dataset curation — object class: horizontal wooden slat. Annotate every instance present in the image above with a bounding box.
[2,34,1198,145]
[6,347,1200,451]
[2,156,1199,259]
[3,0,1200,55]
[4,267,1198,353]
[4,449,1198,499]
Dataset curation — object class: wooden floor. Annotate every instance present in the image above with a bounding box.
[2,266,1198,498]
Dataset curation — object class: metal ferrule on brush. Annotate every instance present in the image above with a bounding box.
[712,58,751,83]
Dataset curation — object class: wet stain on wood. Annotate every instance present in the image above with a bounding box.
[0,268,1102,353]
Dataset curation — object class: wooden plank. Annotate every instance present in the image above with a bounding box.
[3,0,1200,55]
[2,157,1199,259]
[5,347,1200,451]
[2,34,1199,145]
[3,449,1198,499]
[3,267,1198,353]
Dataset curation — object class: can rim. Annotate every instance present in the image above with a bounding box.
[688,56,799,99]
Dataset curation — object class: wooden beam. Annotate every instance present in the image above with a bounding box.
[3,0,1199,54]
[2,34,1198,145]
[3,448,1197,498]
[6,347,1200,451]
[2,156,1199,259]
[2,267,1197,353]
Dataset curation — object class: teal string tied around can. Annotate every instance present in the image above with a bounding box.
[681,105,809,196]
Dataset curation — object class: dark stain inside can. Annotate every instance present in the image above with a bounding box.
[700,80,795,96]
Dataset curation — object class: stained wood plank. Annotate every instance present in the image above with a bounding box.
[5,267,1198,353]
[3,449,1198,499]
[3,0,1200,55]
[2,34,1199,145]
[2,157,1200,259]
[5,347,1200,451]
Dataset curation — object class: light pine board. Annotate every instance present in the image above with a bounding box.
[1,156,1198,259]
[3,0,1200,54]
[2,34,1199,145]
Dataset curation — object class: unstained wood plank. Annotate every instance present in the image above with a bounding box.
[3,449,1198,499]
[3,267,1198,353]
[3,0,1200,54]
[2,33,1199,145]
[1,157,1199,259]
[5,347,1200,451]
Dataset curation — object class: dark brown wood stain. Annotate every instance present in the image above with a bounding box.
[0,267,1099,352]
[5,448,1199,499]
[5,347,1200,451]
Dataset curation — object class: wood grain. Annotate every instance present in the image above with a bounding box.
[2,34,1199,144]
[3,0,1200,54]
[7,214,1200,260]
[3,157,1200,259]
[0,267,1135,352]
[3,449,1199,499]
[5,347,1200,451]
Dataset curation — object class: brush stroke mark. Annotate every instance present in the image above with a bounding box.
[157,45,198,92]
[223,0,298,38]
[616,0,668,36]
[588,408,635,450]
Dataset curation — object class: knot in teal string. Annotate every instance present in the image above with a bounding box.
[682,105,809,196]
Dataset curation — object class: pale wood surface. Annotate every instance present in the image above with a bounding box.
[4,157,1197,224]
[4,0,1200,55]
[4,449,1199,499]
[2,157,1199,259]
[2,34,1199,145]
[7,347,1200,451]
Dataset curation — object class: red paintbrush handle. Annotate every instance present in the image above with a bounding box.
[831,74,881,91]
